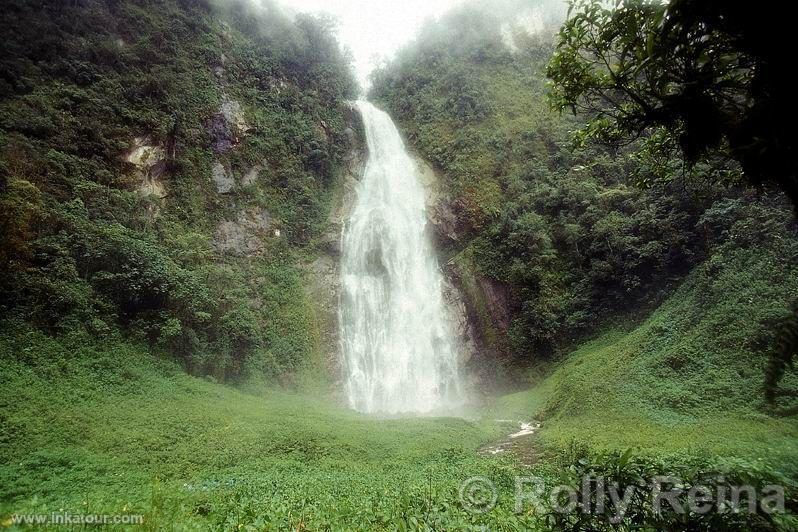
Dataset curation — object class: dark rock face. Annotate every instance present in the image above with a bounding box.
[411,155,464,251]
[477,276,513,335]
[428,199,460,249]
[208,112,234,154]
[441,274,479,367]
[208,98,250,154]
[408,151,517,391]
[317,231,341,257]
[443,257,516,392]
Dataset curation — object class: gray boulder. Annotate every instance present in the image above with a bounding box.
[212,207,274,255]
[212,162,235,193]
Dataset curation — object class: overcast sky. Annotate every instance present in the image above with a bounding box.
[279,0,468,90]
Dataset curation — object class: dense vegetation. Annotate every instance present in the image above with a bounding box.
[0,0,356,381]
[547,0,798,207]
[2,0,798,529]
[497,224,798,463]
[369,2,798,528]
[370,3,798,370]
[0,323,503,529]
[545,0,798,404]
[4,322,795,529]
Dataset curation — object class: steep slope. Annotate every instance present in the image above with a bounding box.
[0,0,357,382]
[496,219,798,470]
[372,1,798,519]
[370,2,798,386]
[2,1,797,528]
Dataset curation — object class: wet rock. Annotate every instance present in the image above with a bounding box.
[412,155,460,248]
[212,162,235,193]
[327,111,366,230]
[318,231,341,257]
[305,105,367,390]
[212,207,273,255]
[342,126,356,146]
[442,274,478,365]
[428,201,459,247]
[478,276,513,334]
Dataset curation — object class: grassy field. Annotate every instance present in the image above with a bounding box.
[1,323,533,530]
[3,244,798,529]
[488,244,798,508]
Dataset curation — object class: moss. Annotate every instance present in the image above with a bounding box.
[451,247,503,354]
[0,0,356,381]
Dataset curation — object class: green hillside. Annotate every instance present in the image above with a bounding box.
[497,237,798,468]
[370,2,798,528]
[2,0,798,530]
[0,323,503,529]
[0,0,355,382]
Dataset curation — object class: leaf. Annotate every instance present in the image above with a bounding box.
[618,447,634,468]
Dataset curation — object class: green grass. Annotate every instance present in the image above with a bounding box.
[4,249,798,530]
[3,244,798,530]
[1,323,543,530]
[490,246,798,479]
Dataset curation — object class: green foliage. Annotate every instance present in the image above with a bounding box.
[370,2,798,363]
[0,177,43,266]
[547,0,798,208]
[2,321,796,529]
[0,0,357,380]
[544,449,796,530]
[484,228,798,527]
[494,226,798,467]
[766,301,798,409]
[0,323,507,529]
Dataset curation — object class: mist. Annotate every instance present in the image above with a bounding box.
[275,0,568,90]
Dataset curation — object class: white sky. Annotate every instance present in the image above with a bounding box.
[279,0,468,91]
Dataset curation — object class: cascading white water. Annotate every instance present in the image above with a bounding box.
[339,100,464,415]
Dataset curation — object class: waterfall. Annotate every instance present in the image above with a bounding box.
[339,100,464,415]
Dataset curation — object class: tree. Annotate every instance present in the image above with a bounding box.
[548,0,798,403]
[547,0,798,208]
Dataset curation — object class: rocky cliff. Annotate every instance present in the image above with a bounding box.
[0,0,358,381]
[414,154,515,392]
[306,109,507,398]
[305,104,366,394]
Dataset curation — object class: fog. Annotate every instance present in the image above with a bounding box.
[277,0,466,89]
[277,0,568,90]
